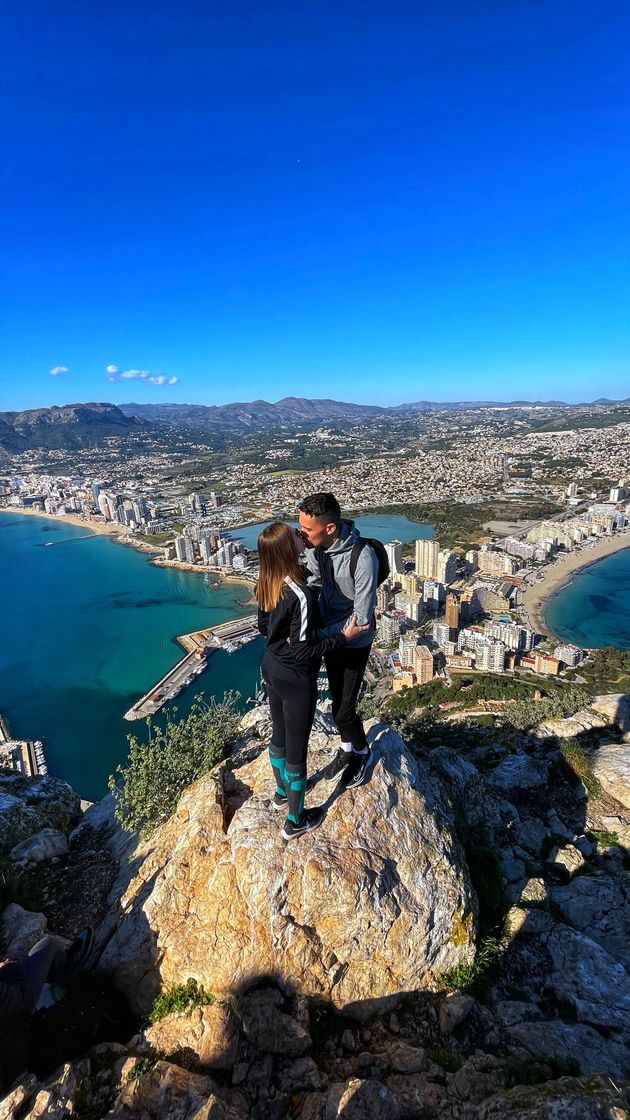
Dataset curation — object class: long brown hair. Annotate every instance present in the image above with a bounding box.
[255,522,306,612]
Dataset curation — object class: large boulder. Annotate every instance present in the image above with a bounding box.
[0,773,81,857]
[99,721,477,1018]
[590,743,630,809]
[474,1075,629,1119]
[549,872,630,972]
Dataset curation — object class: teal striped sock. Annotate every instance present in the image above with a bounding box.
[269,745,287,798]
[285,768,307,824]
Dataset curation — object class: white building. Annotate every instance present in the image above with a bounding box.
[415,538,439,579]
[385,540,404,575]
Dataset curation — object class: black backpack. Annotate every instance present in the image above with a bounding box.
[350,537,390,586]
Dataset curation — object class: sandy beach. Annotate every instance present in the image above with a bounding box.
[521,529,630,638]
[0,505,126,538]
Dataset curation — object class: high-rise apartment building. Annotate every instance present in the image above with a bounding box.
[398,637,418,669]
[174,535,187,562]
[475,641,506,673]
[553,644,583,667]
[437,549,458,585]
[377,612,401,643]
[415,538,439,579]
[385,540,404,575]
[376,584,392,612]
[414,644,435,684]
[432,622,451,647]
[400,573,421,596]
[445,593,459,632]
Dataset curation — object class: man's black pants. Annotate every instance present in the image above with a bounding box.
[324,643,372,752]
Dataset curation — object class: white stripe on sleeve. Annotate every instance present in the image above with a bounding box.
[284,577,309,641]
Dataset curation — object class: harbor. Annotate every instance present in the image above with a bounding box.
[123,614,259,721]
[0,711,48,777]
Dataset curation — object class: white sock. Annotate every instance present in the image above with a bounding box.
[353,746,369,755]
[340,741,353,752]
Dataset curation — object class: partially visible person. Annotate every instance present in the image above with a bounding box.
[256,522,368,840]
[0,927,93,1029]
[298,492,378,788]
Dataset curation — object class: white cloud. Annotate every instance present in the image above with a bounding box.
[105,365,179,387]
[49,365,69,376]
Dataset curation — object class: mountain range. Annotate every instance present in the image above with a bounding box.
[1,396,630,455]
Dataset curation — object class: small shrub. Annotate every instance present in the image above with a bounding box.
[559,741,601,796]
[149,978,215,1024]
[589,829,619,847]
[438,935,500,996]
[127,1056,159,1082]
[109,693,241,837]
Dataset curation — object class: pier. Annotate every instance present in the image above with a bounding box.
[123,614,260,721]
[0,711,47,777]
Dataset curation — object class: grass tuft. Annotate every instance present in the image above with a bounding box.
[559,741,601,796]
[149,978,215,1024]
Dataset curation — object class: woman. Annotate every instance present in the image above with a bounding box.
[256,522,367,841]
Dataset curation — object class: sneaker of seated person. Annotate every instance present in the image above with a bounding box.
[64,926,94,979]
[317,747,352,783]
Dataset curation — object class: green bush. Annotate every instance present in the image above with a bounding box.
[438,935,500,997]
[109,694,241,837]
[559,740,601,796]
[149,978,215,1024]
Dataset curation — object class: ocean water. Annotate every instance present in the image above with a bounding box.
[0,511,432,799]
[545,547,630,649]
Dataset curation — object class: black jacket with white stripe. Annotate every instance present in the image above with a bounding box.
[257,576,346,681]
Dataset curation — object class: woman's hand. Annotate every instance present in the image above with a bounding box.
[342,613,370,642]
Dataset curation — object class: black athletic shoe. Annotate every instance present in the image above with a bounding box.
[272,791,288,810]
[318,747,353,783]
[65,926,94,978]
[341,748,372,790]
[282,806,325,841]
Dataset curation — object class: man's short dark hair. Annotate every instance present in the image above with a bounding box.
[299,492,341,524]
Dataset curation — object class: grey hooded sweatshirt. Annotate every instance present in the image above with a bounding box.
[304,519,378,648]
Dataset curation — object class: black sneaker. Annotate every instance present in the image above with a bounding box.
[272,791,288,810]
[282,806,325,841]
[318,747,353,783]
[341,748,372,789]
[65,926,94,978]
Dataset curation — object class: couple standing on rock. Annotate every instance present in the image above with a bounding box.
[256,492,381,841]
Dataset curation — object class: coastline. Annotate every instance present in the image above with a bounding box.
[0,505,125,538]
[521,530,630,639]
[0,507,256,601]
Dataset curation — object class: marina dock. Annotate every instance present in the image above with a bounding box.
[123,614,259,721]
[0,711,47,777]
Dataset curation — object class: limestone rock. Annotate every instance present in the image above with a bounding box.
[549,872,630,972]
[546,925,630,1034]
[99,722,477,1018]
[545,844,585,877]
[0,903,47,957]
[388,1042,426,1074]
[22,1060,89,1120]
[590,693,630,732]
[537,710,608,739]
[520,877,547,904]
[240,986,311,1056]
[429,747,499,831]
[0,1074,38,1120]
[439,992,475,1035]
[486,754,548,792]
[507,1020,630,1082]
[140,1000,241,1070]
[474,1074,629,1119]
[0,773,81,858]
[108,1060,245,1118]
[326,1078,401,1120]
[277,1055,327,1092]
[10,827,68,866]
[505,906,553,937]
[590,743,630,809]
[516,817,546,855]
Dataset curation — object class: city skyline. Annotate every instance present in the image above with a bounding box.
[2,1,629,411]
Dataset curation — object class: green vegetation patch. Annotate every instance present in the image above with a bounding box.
[109,694,241,837]
[589,829,619,847]
[559,740,601,797]
[149,978,216,1024]
[439,936,501,999]
[576,647,630,695]
[426,1046,463,1073]
[502,1054,580,1088]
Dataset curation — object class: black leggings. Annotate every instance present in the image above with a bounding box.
[324,643,372,751]
[263,660,318,772]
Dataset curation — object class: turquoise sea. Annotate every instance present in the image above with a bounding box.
[545,546,630,650]
[0,512,431,799]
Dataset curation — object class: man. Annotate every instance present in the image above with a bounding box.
[298,492,378,788]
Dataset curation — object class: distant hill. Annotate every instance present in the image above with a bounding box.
[120,397,388,432]
[0,403,152,454]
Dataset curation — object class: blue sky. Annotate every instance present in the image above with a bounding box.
[1,1,628,410]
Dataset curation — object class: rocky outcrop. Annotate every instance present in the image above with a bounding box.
[99,719,477,1017]
[590,743,630,809]
[0,772,81,858]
